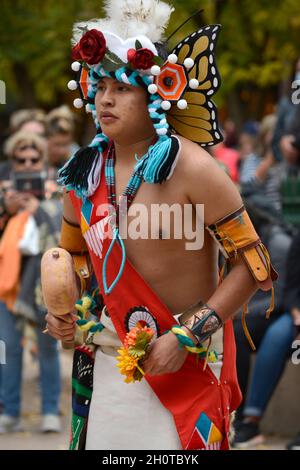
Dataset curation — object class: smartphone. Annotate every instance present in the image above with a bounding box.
[13,171,47,200]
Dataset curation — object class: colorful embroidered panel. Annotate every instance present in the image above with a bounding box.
[186,412,223,450]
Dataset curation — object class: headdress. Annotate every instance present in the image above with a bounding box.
[58,0,222,199]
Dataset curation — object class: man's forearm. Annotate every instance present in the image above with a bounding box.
[206,257,258,322]
[180,257,258,346]
[180,204,277,346]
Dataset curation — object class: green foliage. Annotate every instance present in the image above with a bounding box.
[172,0,300,93]
[0,0,100,105]
[1,0,300,112]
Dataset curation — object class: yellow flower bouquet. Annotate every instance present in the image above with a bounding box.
[116,325,154,383]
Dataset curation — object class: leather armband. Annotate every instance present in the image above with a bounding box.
[206,205,278,350]
[206,205,278,289]
[59,216,88,254]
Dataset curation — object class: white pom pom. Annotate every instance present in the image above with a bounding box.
[67,80,78,91]
[161,100,171,111]
[157,128,168,136]
[177,99,188,110]
[184,58,195,69]
[73,98,84,109]
[148,84,158,94]
[168,54,178,64]
[71,61,81,72]
[151,65,161,76]
[189,79,199,89]
[85,104,92,113]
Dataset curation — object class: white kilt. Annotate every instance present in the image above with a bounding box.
[85,310,223,450]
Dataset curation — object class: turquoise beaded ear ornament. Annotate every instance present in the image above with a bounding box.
[58,0,223,199]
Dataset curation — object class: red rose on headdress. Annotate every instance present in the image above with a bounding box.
[72,29,106,65]
[127,48,155,70]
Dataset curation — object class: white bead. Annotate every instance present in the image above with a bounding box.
[73,98,84,109]
[71,61,81,72]
[160,118,167,125]
[177,99,188,110]
[161,100,171,111]
[157,128,168,136]
[168,54,178,64]
[189,78,199,89]
[85,104,92,113]
[67,80,78,91]
[184,58,195,69]
[148,84,158,94]
[151,65,161,76]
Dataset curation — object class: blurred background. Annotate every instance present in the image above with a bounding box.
[0,0,300,451]
[2,0,300,137]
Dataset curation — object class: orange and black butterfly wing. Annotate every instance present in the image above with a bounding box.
[167,25,222,147]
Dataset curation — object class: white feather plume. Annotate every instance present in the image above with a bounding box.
[73,0,174,45]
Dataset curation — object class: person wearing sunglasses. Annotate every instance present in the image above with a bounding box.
[0,130,62,434]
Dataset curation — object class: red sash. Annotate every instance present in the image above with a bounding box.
[69,162,242,450]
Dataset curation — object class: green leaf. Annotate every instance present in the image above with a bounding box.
[101,56,123,72]
[134,335,151,351]
[153,56,164,66]
[129,348,145,359]
[101,50,127,71]
[77,25,89,34]
[135,40,143,50]
[105,50,124,65]
[133,368,144,382]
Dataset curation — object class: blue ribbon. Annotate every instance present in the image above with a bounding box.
[102,227,126,295]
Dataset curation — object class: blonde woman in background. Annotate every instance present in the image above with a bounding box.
[0,131,62,434]
[0,109,47,181]
[9,109,46,137]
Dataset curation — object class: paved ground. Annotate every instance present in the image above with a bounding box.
[0,346,291,451]
[0,347,72,450]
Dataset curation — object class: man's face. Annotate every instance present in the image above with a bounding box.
[95,77,155,143]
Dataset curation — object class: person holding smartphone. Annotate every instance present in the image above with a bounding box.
[0,130,62,434]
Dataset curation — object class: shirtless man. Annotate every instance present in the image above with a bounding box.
[55,76,257,365]
[44,0,276,450]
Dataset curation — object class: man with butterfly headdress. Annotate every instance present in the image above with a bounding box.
[44,0,277,450]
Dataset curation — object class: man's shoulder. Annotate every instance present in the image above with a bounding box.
[174,136,242,223]
[175,135,226,181]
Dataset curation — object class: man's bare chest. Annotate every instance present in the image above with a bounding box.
[115,173,200,241]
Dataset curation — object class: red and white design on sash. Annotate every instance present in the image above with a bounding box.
[203,441,222,450]
[83,215,110,259]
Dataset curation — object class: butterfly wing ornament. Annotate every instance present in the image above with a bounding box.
[155,25,223,147]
